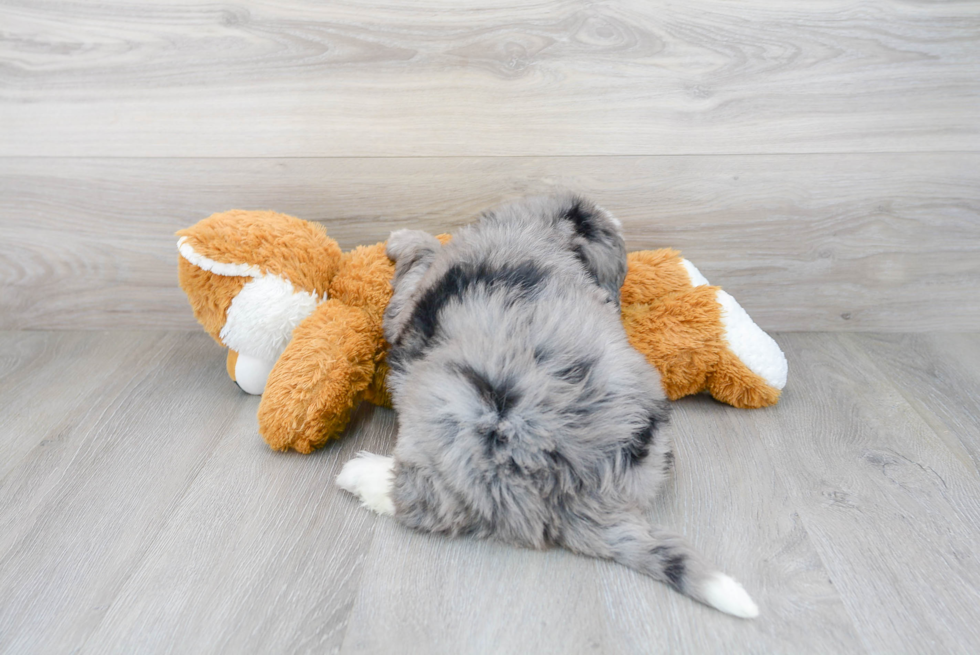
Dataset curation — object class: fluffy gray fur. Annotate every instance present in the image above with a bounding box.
[340,193,758,618]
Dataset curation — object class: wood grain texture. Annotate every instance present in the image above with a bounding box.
[846,333,980,476]
[755,333,980,653]
[3,154,978,332]
[0,332,239,653]
[0,331,157,481]
[0,332,191,565]
[81,405,395,654]
[3,331,980,652]
[1,1,978,157]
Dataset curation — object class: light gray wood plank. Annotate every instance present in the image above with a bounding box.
[2,1,977,156]
[80,405,394,655]
[756,333,980,653]
[337,373,861,653]
[845,333,980,474]
[0,331,159,479]
[0,332,245,653]
[4,330,980,652]
[339,519,613,654]
[592,395,861,653]
[0,331,192,561]
[2,154,978,332]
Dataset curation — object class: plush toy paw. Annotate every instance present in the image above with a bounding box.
[712,289,787,394]
[621,249,787,408]
[258,300,380,453]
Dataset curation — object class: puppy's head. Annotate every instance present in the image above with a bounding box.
[479,192,627,305]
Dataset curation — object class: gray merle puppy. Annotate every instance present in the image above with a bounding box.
[337,193,758,618]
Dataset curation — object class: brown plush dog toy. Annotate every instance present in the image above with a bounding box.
[177,209,786,453]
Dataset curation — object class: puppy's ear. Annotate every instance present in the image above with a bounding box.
[386,228,436,261]
[557,195,627,306]
[384,229,443,345]
[386,229,442,281]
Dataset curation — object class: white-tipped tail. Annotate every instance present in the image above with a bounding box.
[702,572,759,618]
[336,452,396,516]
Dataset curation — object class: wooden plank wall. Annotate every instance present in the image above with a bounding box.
[1,1,978,331]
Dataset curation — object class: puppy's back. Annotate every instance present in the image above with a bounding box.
[350,194,760,618]
[389,196,670,543]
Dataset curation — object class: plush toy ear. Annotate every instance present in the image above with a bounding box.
[176,210,342,294]
[176,210,343,383]
[621,249,787,408]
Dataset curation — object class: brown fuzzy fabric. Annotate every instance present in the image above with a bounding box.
[621,250,780,409]
[177,258,248,344]
[226,349,239,381]
[176,209,342,297]
[258,299,379,453]
[258,242,397,452]
[260,235,456,451]
[176,210,342,347]
[621,248,694,303]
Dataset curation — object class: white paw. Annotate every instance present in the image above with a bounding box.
[702,572,759,619]
[336,452,396,516]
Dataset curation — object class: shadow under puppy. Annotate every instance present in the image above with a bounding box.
[337,193,758,618]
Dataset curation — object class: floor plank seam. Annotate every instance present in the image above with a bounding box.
[0,335,176,565]
[3,151,980,161]
[840,334,980,481]
[332,530,380,655]
[791,507,874,655]
[72,377,237,653]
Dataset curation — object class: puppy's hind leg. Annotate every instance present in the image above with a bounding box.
[336,452,395,516]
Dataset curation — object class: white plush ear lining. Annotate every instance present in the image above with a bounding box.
[177,236,262,278]
[680,258,710,287]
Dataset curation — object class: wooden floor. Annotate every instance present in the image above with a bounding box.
[1,330,979,653]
